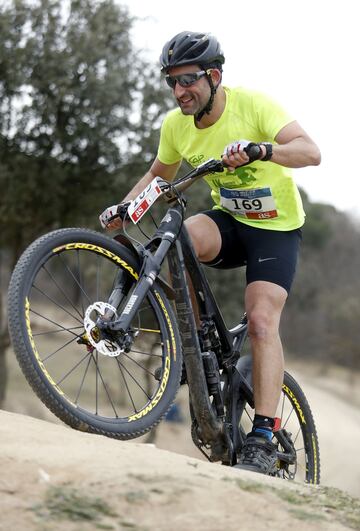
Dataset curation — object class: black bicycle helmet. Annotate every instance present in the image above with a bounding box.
[160,32,225,121]
[160,31,225,72]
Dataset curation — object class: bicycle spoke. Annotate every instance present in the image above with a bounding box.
[32,284,83,325]
[42,263,84,320]
[292,425,302,445]
[95,351,99,415]
[116,358,152,401]
[280,392,285,423]
[57,252,92,306]
[42,335,80,362]
[30,308,83,338]
[56,351,92,385]
[74,354,93,405]
[130,349,163,358]
[116,358,138,413]
[33,325,84,337]
[122,351,157,376]
[91,352,119,417]
[282,405,295,429]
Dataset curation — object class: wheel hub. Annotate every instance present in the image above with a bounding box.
[84,301,123,357]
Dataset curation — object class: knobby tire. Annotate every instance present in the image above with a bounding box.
[8,228,182,440]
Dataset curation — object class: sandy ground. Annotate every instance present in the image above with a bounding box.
[2,350,360,530]
[1,410,359,531]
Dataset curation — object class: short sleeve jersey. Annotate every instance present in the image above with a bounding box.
[157,86,305,231]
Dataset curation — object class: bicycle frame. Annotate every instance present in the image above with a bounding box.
[99,196,253,465]
[168,222,252,464]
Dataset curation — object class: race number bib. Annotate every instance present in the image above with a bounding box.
[127,178,162,224]
[220,187,278,220]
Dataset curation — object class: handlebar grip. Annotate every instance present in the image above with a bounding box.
[244,143,262,162]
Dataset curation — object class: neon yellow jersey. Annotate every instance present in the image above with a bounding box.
[157,86,305,231]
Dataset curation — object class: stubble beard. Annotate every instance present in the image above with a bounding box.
[176,93,202,116]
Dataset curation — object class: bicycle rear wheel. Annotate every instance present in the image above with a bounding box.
[8,228,182,439]
[239,369,320,484]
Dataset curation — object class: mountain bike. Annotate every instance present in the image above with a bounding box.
[7,156,320,484]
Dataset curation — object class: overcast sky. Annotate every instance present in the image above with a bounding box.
[120,0,360,218]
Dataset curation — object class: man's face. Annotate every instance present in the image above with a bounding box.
[166,65,211,116]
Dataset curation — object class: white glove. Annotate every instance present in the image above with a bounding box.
[99,204,121,229]
[222,140,262,162]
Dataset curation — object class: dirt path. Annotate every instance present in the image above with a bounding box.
[293,367,360,497]
[2,348,360,529]
[127,366,360,499]
[1,410,359,531]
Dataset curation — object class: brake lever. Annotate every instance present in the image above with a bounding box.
[194,158,225,175]
[156,180,179,204]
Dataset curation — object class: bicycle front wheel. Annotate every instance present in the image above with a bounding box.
[8,228,182,439]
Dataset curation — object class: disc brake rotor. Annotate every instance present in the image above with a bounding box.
[84,301,123,357]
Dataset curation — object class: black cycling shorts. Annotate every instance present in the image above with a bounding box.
[202,209,302,294]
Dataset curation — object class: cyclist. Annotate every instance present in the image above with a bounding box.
[100,31,321,475]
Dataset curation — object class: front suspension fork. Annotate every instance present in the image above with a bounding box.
[98,209,182,335]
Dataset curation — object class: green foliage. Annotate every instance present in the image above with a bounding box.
[0,0,173,257]
[302,204,333,249]
[282,198,360,369]
[1,1,360,376]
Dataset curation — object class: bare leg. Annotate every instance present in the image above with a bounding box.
[186,216,287,419]
[245,280,287,417]
[185,214,222,262]
[236,282,286,473]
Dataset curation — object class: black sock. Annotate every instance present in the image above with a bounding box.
[251,414,275,441]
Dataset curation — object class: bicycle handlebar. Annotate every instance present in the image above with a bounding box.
[167,158,225,196]
[118,143,262,222]
[168,142,262,195]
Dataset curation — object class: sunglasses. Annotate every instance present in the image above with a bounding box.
[165,70,208,89]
